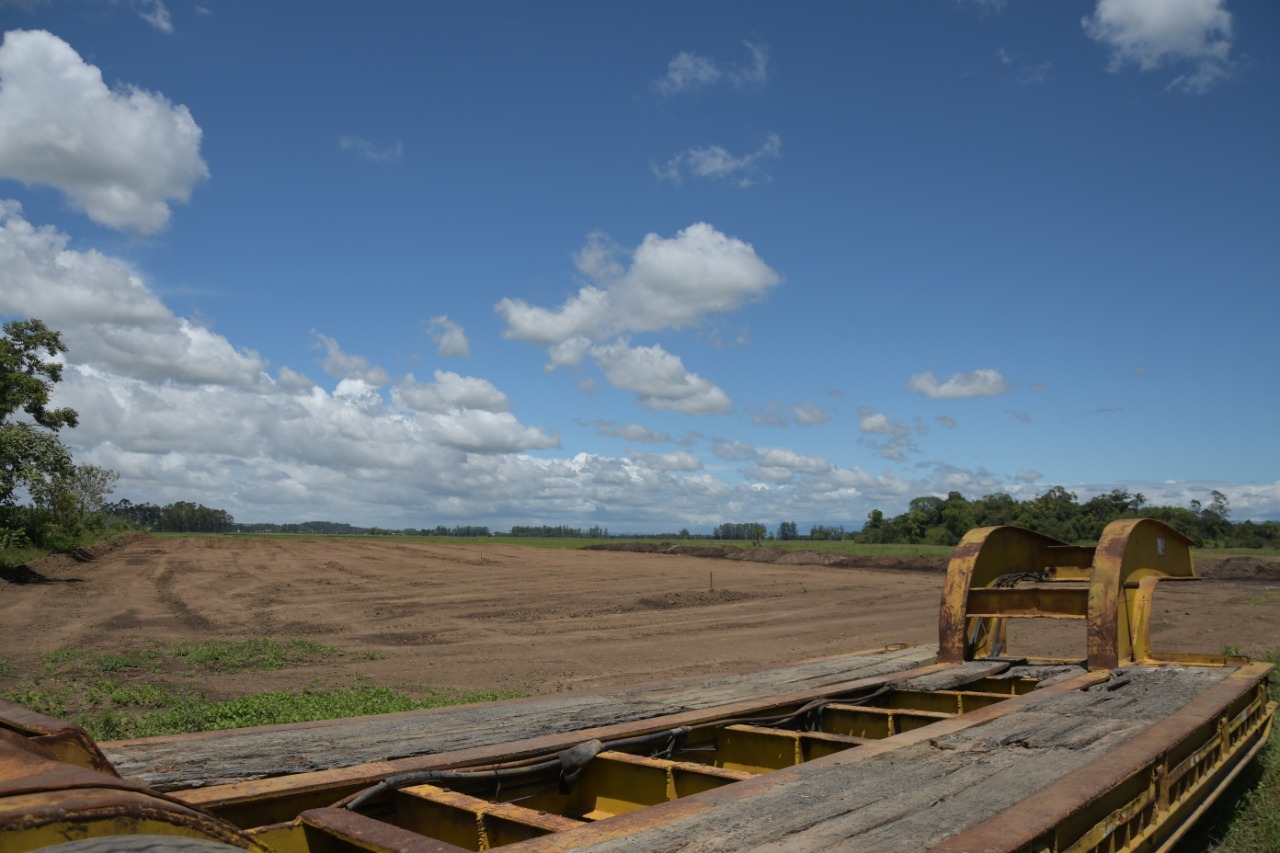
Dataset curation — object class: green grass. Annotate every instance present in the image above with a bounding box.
[1,638,524,742]
[1176,649,1279,852]
[169,637,338,673]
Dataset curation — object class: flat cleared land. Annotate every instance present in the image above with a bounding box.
[1,536,1277,699]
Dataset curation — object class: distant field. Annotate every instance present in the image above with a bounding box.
[150,532,1280,561]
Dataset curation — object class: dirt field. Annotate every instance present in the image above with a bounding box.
[2,536,1277,699]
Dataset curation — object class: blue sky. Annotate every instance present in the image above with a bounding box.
[1,0,1277,531]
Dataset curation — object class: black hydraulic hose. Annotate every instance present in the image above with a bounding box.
[340,681,895,812]
[341,726,693,811]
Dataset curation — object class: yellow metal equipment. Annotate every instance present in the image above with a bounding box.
[0,519,1274,852]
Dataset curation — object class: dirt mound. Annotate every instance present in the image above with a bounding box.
[584,542,946,574]
[1198,556,1280,582]
[635,589,759,609]
[1,533,150,585]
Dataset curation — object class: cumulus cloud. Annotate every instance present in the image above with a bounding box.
[497,223,779,412]
[653,134,781,188]
[498,223,781,345]
[426,315,470,357]
[395,370,509,414]
[626,450,702,472]
[591,341,732,415]
[856,406,919,460]
[1082,0,1234,93]
[0,30,208,234]
[593,421,671,444]
[749,403,788,427]
[2,204,568,522]
[712,439,756,462]
[907,369,1011,399]
[859,411,894,435]
[312,331,392,386]
[792,402,831,426]
[651,41,769,96]
[1016,470,1043,482]
[339,135,405,164]
[0,202,264,385]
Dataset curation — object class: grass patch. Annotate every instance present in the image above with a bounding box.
[2,638,525,742]
[170,638,339,673]
[81,682,523,741]
[1177,648,1279,852]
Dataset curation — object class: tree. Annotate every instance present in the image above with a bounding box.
[1,319,79,511]
[29,464,119,536]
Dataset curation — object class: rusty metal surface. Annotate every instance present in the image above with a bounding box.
[941,519,1202,671]
[299,806,471,852]
[1088,518,1196,670]
[1,709,256,851]
[1,701,118,776]
[924,662,1276,853]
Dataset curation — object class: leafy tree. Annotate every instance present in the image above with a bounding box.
[1,320,81,544]
[777,520,798,540]
[29,464,119,536]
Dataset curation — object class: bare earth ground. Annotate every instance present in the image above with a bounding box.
[1,536,1277,700]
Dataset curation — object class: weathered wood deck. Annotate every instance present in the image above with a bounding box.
[104,644,938,790]
[536,664,1237,852]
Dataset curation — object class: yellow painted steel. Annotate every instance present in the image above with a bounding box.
[939,517,1202,669]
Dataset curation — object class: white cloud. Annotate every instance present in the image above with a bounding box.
[651,41,769,96]
[1082,0,1234,93]
[0,30,208,234]
[311,331,392,386]
[339,135,405,164]
[654,134,782,188]
[594,421,671,444]
[497,223,778,410]
[0,202,264,385]
[135,0,174,33]
[395,370,509,414]
[859,411,894,434]
[907,369,1011,399]
[792,402,831,426]
[1016,470,1043,482]
[3,206,568,522]
[591,341,732,415]
[426,315,470,357]
[937,415,958,429]
[756,448,831,474]
[417,409,558,454]
[497,223,781,346]
[712,439,756,462]
[749,403,788,427]
[626,450,702,472]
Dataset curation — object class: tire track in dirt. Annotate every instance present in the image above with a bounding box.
[155,561,214,632]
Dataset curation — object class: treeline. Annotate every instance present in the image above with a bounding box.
[712,522,766,542]
[228,521,493,537]
[508,525,609,538]
[855,487,1277,548]
[103,489,1278,549]
[106,500,235,533]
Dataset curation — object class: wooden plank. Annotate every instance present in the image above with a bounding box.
[102,645,937,790]
[521,665,1235,853]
